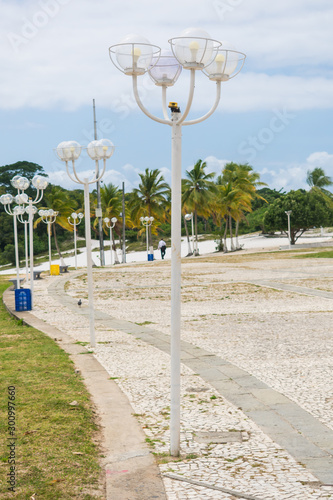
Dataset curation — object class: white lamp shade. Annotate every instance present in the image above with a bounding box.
[56,141,82,162]
[17,176,30,191]
[15,193,28,204]
[185,213,193,220]
[38,209,46,216]
[71,212,78,219]
[32,175,49,190]
[11,175,22,189]
[25,205,37,215]
[148,50,182,87]
[104,217,110,223]
[111,217,117,223]
[169,27,220,70]
[78,213,84,219]
[203,42,246,81]
[0,193,13,205]
[109,34,161,76]
[13,205,25,216]
[87,139,115,160]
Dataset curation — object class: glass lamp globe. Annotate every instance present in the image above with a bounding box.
[203,42,246,81]
[87,139,115,160]
[56,141,82,162]
[169,27,220,70]
[38,210,46,217]
[104,217,110,223]
[148,50,182,87]
[78,213,84,219]
[1,194,14,205]
[26,205,37,215]
[71,212,78,219]
[11,175,22,189]
[17,177,30,191]
[15,193,28,205]
[109,33,161,76]
[111,217,117,224]
[32,175,49,190]
[13,205,25,216]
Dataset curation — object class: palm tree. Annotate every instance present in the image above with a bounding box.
[128,168,170,247]
[306,167,333,191]
[35,185,74,262]
[220,163,266,249]
[182,160,216,255]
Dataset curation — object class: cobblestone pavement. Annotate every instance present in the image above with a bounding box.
[30,250,333,499]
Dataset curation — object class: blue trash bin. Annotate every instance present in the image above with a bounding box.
[15,289,32,311]
[148,254,154,261]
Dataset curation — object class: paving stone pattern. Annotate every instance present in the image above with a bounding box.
[30,253,333,499]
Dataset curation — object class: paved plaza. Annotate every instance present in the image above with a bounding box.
[6,246,333,499]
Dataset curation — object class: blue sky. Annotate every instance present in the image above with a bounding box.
[1,0,333,193]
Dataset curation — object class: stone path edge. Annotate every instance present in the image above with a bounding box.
[2,287,167,500]
[48,273,333,486]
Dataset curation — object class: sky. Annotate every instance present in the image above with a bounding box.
[1,0,333,194]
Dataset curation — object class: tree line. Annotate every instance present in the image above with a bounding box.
[0,160,332,265]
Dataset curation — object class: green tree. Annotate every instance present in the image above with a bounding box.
[263,189,331,244]
[0,161,46,195]
[129,168,170,247]
[221,163,266,249]
[99,183,123,263]
[35,185,74,261]
[182,160,216,255]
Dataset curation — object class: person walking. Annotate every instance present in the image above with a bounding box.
[158,238,167,260]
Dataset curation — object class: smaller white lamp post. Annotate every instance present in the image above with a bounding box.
[55,138,115,347]
[140,216,154,260]
[68,212,84,269]
[104,217,118,266]
[184,212,195,255]
[0,195,25,289]
[285,210,292,249]
[39,209,59,273]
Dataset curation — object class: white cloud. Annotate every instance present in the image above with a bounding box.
[1,0,333,113]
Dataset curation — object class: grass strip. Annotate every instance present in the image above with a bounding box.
[0,279,103,499]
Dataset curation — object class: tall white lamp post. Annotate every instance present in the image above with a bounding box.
[68,212,84,270]
[104,217,118,266]
[184,212,195,255]
[285,210,292,249]
[38,209,59,273]
[140,216,154,260]
[109,28,245,456]
[55,139,115,347]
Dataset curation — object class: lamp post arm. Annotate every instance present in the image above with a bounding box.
[33,190,44,204]
[177,69,196,125]
[132,75,171,126]
[3,205,13,216]
[162,86,170,121]
[65,161,82,185]
[183,81,221,126]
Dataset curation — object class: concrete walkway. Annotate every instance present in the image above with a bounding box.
[4,268,333,498]
[46,275,333,485]
[3,287,167,500]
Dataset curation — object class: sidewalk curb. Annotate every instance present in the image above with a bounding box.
[2,288,167,500]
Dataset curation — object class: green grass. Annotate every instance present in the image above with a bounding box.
[0,279,103,499]
[294,250,333,259]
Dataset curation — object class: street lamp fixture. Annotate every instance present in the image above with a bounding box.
[184,212,195,255]
[0,175,48,301]
[140,216,154,260]
[109,27,245,456]
[39,209,59,274]
[104,217,118,266]
[68,212,84,270]
[285,210,292,249]
[55,138,115,347]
